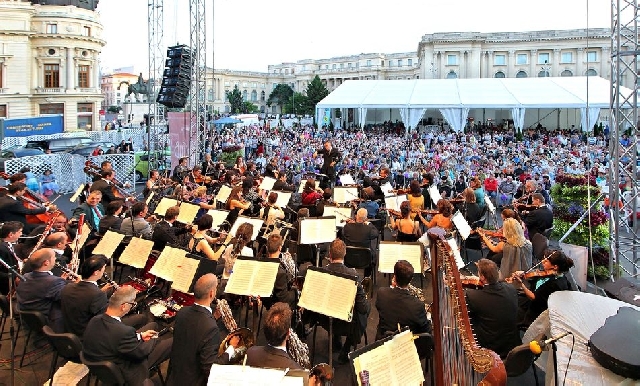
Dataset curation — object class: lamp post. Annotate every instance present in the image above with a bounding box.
[541,60,551,78]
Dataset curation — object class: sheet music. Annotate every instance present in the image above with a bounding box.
[298,268,357,322]
[447,238,466,270]
[298,180,319,193]
[224,258,279,297]
[259,176,277,191]
[170,255,201,293]
[384,194,407,212]
[229,216,264,241]
[484,195,496,214]
[154,197,178,216]
[76,223,92,250]
[333,187,359,204]
[216,185,232,203]
[206,209,230,229]
[339,174,356,186]
[150,246,188,281]
[451,211,472,240]
[378,242,423,273]
[208,365,304,386]
[381,182,394,197]
[272,191,292,208]
[145,192,154,205]
[92,231,125,259]
[428,184,442,204]
[119,237,154,269]
[177,202,200,224]
[322,206,352,227]
[299,217,337,244]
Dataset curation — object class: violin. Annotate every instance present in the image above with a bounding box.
[84,161,130,189]
[460,275,483,288]
[506,269,557,283]
[194,175,213,185]
[385,208,402,218]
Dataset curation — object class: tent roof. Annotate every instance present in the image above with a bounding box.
[317,76,629,110]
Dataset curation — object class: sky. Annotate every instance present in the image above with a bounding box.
[97,0,611,74]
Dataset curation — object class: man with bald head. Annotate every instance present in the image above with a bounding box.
[17,248,74,332]
[342,207,379,276]
[167,274,239,385]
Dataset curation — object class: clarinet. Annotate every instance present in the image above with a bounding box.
[102,273,119,289]
[55,263,80,281]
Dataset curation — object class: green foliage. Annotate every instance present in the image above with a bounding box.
[283,92,309,115]
[550,219,609,247]
[306,75,329,125]
[241,101,260,113]
[267,84,294,110]
[218,149,243,167]
[226,86,244,114]
[107,106,121,113]
[515,127,523,142]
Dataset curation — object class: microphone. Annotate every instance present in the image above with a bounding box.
[529,331,572,354]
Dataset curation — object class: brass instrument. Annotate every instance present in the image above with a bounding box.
[287,328,311,369]
[55,263,80,281]
[216,299,237,331]
[218,327,254,364]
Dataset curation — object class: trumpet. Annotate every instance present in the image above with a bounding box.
[55,263,80,281]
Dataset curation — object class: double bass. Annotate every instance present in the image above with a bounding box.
[0,172,57,224]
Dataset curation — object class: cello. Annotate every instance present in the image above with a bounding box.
[0,172,56,224]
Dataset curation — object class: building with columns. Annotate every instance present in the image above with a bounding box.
[0,0,104,131]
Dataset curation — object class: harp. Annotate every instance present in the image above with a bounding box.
[428,228,506,385]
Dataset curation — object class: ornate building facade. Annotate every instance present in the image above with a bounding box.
[0,0,104,130]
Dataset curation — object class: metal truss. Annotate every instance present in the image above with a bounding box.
[147,0,165,166]
[189,0,207,164]
[610,0,640,278]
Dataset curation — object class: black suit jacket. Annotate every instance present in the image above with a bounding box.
[342,222,378,250]
[61,281,107,338]
[0,242,20,295]
[72,203,105,232]
[90,179,118,204]
[83,313,158,385]
[151,221,187,251]
[263,263,296,310]
[0,196,47,226]
[466,282,521,359]
[245,345,302,370]
[316,147,341,177]
[16,270,68,332]
[272,180,296,192]
[523,206,553,240]
[167,304,229,386]
[98,215,123,236]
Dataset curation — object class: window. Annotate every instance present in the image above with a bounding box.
[587,51,597,62]
[77,103,92,112]
[46,24,57,34]
[242,90,247,101]
[224,81,229,86]
[224,89,229,101]
[39,103,64,114]
[207,89,214,101]
[586,69,598,76]
[538,53,550,64]
[494,54,506,65]
[77,103,93,129]
[446,70,458,79]
[516,53,528,65]
[408,59,413,66]
[272,83,277,89]
[561,69,573,77]
[447,54,457,65]
[0,105,6,118]
[44,64,60,88]
[78,65,90,88]
[325,65,328,69]
[251,90,257,101]
[339,63,343,69]
[261,83,265,88]
[0,66,3,88]
[516,70,528,78]
[242,82,247,87]
[366,60,371,67]
[398,59,403,67]
[82,26,91,37]
[260,90,265,101]
[332,64,336,69]
[348,62,352,68]
[388,60,394,67]
[538,70,550,77]
[494,71,506,78]
[252,82,257,88]
[561,52,573,63]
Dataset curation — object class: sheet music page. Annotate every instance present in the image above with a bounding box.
[92,231,125,259]
[389,330,425,385]
[447,238,466,270]
[249,260,280,297]
[428,184,442,204]
[384,194,407,212]
[154,197,178,216]
[170,255,200,293]
[224,258,255,295]
[378,242,422,273]
[298,180,319,193]
[298,269,356,321]
[77,223,92,249]
[484,195,496,213]
[229,216,264,240]
[224,258,278,297]
[206,209,230,229]
[216,185,232,203]
[353,343,394,386]
[299,217,337,245]
[176,202,200,224]
[333,187,358,204]
[273,191,292,208]
[322,206,352,227]
[208,365,304,386]
[145,192,154,205]
[339,174,356,186]
[259,176,276,191]
[119,237,154,269]
[451,212,472,240]
[381,182,394,197]
[150,246,183,281]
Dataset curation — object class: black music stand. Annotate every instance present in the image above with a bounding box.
[0,257,25,386]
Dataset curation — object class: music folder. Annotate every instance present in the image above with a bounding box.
[299,216,336,245]
[298,266,357,322]
[154,197,178,216]
[259,176,277,191]
[119,237,154,269]
[333,186,359,204]
[224,256,280,297]
[229,215,264,241]
[92,230,126,259]
[378,242,423,274]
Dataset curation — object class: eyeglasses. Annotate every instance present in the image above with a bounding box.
[123,301,137,308]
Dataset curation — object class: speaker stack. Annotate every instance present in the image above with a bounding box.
[157,44,193,108]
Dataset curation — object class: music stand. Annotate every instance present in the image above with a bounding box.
[298,217,337,266]
[484,195,498,229]
[228,215,264,241]
[299,266,358,368]
[0,257,25,386]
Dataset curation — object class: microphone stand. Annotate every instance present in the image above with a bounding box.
[0,257,25,386]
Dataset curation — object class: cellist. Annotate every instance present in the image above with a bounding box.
[0,183,58,233]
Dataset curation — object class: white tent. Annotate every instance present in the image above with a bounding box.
[316,76,632,132]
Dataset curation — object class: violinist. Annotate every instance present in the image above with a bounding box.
[264,157,279,179]
[90,170,121,205]
[143,170,161,198]
[407,180,424,220]
[0,183,57,232]
[389,201,421,242]
[172,157,190,183]
[417,198,454,231]
[202,153,215,176]
[0,221,24,295]
[462,187,484,227]
[226,186,251,226]
[478,217,532,280]
[187,166,208,185]
[191,186,216,221]
[358,186,379,219]
[272,171,296,192]
[98,200,125,236]
[301,178,322,206]
[259,192,285,228]
[513,249,574,327]
[233,156,247,175]
[521,193,553,241]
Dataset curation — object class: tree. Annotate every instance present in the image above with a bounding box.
[283,92,309,115]
[242,101,260,113]
[306,75,329,110]
[226,85,244,114]
[107,106,121,113]
[267,84,293,112]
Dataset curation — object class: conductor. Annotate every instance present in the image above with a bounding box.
[313,141,341,189]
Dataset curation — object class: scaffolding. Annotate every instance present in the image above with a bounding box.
[147,0,165,175]
[610,0,640,279]
[189,0,207,164]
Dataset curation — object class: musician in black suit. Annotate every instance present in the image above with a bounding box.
[0,182,53,232]
[313,141,341,189]
[376,260,432,358]
[16,248,73,332]
[98,200,124,236]
[262,234,297,310]
[272,172,296,192]
[342,208,378,250]
[522,193,553,241]
[71,190,105,232]
[465,259,521,359]
[90,170,119,205]
[202,154,216,176]
[152,206,189,251]
[245,302,302,370]
[0,221,24,295]
[167,274,239,386]
[82,286,173,385]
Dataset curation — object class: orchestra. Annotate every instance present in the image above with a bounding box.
[0,147,575,386]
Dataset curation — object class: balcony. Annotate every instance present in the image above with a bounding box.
[34,87,65,94]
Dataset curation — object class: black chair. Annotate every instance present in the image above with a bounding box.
[19,310,47,367]
[80,351,125,386]
[531,233,549,265]
[542,226,554,239]
[42,326,83,386]
[344,246,375,287]
[503,342,540,384]
[0,295,10,342]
